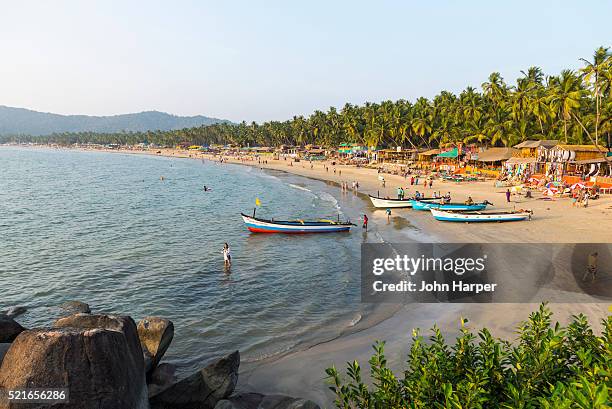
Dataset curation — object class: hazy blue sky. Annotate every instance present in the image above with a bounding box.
[1,1,610,122]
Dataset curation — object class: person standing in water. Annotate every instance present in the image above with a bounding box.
[223,243,232,267]
[362,214,368,231]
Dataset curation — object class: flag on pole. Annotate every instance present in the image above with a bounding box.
[255,198,261,207]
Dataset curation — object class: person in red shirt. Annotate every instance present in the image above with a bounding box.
[362,214,368,231]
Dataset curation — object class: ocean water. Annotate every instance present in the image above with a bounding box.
[0,147,371,373]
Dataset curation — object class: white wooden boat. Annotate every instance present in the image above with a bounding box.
[430,208,532,222]
[369,195,435,208]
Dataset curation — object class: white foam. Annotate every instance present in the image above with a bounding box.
[289,184,312,193]
[318,192,340,209]
[348,313,362,327]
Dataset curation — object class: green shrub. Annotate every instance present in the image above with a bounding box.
[326,304,611,408]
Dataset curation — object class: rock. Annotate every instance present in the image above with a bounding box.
[150,351,240,409]
[147,362,178,397]
[0,314,24,342]
[137,317,174,375]
[0,343,10,366]
[4,306,27,318]
[214,393,264,409]
[59,300,91,315]
[258,395,320,409]
[0,325,149,409]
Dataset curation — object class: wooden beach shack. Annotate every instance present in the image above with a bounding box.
[472,147,517,177]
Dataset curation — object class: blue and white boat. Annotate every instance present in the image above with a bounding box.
[430,208,532,222]
[411,200,490,211]
[241,213,354,234]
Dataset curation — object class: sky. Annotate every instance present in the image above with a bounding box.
[1,0,611,123]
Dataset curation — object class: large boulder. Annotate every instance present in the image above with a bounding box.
[150,351,240,409]
[0,314,24,342]
[0,325,149,409]
[147,362,178,397]
[137,317,174,375]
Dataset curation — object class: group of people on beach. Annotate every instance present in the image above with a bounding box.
[341,180,359,193]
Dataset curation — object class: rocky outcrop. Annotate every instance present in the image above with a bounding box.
[137,317,174,376]
[0,314,24,342]
[150,351,239,409]
[0,307,319,409]
[0,325,149,409]
[214,394,321,409]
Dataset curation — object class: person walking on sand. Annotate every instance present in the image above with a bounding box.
[506,188,511,203]
[429,179,433,189]
[362,214,368,231]
[222,243,232,267]
[385,208,391,222]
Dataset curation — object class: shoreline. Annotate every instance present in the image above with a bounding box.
[3,144,611,406]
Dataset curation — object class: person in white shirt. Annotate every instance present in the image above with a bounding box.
[223,243,232,267]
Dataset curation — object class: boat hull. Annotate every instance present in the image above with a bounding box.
[411,200,488,211]
[241,214,352,233]
[369,195,435,208]
[430,209,531,222]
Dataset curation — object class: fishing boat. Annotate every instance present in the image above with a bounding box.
[368,195,436,208]
[430,208,532,222]
[241,213,355,233]
[411,200,490,211]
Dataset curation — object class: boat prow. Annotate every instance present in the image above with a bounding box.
[241,213,354,234]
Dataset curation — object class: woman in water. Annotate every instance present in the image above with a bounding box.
[222,243,232,267]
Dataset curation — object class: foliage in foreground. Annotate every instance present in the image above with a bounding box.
[326,304,611,408]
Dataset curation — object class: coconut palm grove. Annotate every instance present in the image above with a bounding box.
[3,47,611,151]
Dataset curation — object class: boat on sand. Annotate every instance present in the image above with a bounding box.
[241,213,355,233]
[430,208,532,222]
[368,195,435,208]
[411,200,491,211]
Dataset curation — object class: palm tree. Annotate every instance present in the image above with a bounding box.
[548,70,583,142]
[580,46,611,145]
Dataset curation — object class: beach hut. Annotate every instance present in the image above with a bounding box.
[378,147,419,164]
[540,144,610,184]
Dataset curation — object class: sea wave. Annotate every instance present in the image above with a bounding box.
[317,191,340,209]
[288,183,312,193]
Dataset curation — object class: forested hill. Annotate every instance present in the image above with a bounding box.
[0,105,229,136]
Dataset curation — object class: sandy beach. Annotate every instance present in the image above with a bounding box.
[30,145,612,406]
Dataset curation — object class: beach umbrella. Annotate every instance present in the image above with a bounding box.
[544,188,557,196]
[570,183,586,190]
[527,177,539,183]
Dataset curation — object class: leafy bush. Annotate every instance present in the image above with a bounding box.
[326,304,611,408]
